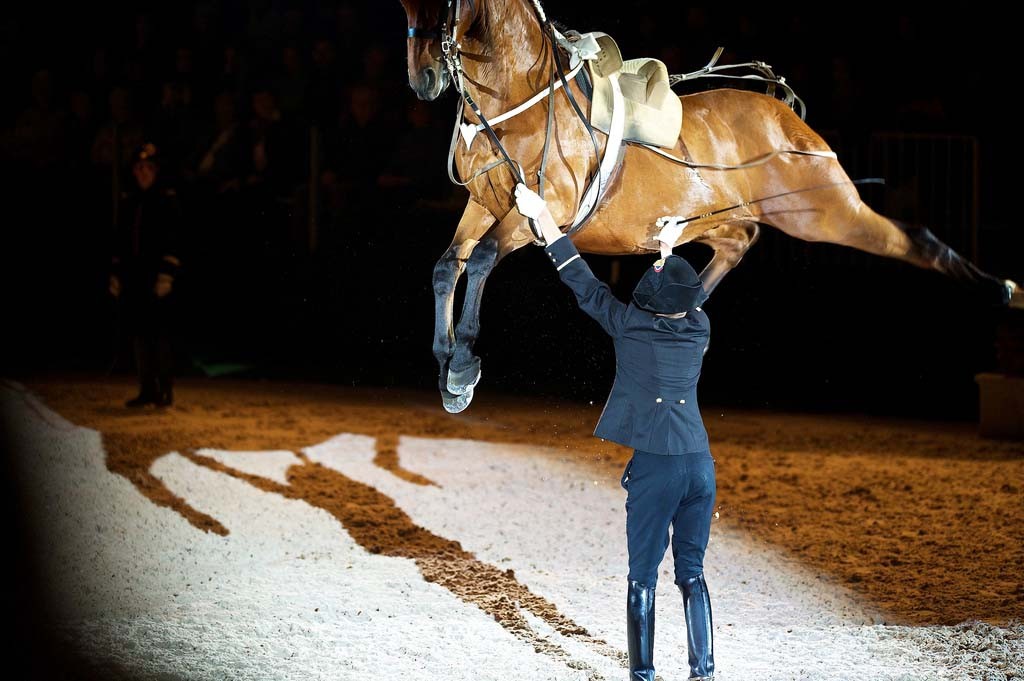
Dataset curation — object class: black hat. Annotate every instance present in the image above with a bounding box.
[632,254,707,313]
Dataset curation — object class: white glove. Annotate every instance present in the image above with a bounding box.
[514,183,546,220]
[656,216,687,257]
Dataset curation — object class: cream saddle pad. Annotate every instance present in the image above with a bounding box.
[586,34,682,149]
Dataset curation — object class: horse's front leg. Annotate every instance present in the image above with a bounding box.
[446,236,498,399]
[445,210,534,411]
[433,199,496,413]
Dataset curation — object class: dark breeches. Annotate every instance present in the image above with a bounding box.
[621,449,716,585]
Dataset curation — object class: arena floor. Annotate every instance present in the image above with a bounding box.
[3,376,1022,680]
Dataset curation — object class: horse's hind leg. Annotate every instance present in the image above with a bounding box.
[682,220,760,356]
[692,221,761,296]
[759,173,1016,306]
[894,219,1018,305]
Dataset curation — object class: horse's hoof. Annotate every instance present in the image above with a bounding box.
[446,362,481,396]
[1007,280,1024,309]
[441,387,474,413]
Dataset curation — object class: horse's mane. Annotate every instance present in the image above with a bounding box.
[470,1,566,41]
[467,0,491,41]
[549,18,571,34]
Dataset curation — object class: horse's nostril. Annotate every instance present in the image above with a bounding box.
[424,67,436,93]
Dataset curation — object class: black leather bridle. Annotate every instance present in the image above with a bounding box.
[406,0,467,43]
[406,0,602,241]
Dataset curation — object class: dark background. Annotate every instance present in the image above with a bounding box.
[1,2,1021,420]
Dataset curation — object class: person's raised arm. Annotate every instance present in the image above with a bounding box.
[514,183,627,337]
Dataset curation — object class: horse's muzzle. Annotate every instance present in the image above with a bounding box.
[412,66,447,101]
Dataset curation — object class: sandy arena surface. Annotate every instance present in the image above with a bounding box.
[2,375,1022,680]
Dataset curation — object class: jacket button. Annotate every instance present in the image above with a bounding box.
[655,397,662,403]
[679,399,685,404]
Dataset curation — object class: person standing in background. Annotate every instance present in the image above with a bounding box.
[109,143,182,408]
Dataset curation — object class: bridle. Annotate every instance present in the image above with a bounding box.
[406,0,602,242]
[406,0,456,41]
[406,0,471,98]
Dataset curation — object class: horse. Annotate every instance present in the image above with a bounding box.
[399,0,1021,413]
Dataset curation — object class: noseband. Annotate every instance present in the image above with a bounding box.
[406,0,464,45]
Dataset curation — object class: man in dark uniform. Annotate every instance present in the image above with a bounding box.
[515,184,716,681]
[108,142,182,408]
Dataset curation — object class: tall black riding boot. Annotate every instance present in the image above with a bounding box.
[126,336,158,407]
[154,331,173,407]
[626,579,656,681]
[155,375,174,407]
[125,378,158,408]
[678,572,715,680]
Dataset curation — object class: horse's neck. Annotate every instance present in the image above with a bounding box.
[459,0,547,116]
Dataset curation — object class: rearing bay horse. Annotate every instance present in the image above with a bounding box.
[400,0,1021,413]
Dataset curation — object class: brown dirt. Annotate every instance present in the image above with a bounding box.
[175,446,613,671]
[18,374,1024,627]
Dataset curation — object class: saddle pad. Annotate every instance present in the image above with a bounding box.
[590,57,682,149]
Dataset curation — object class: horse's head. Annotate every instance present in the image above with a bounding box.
[400,0,481,101]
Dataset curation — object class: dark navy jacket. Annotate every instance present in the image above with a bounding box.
[544,236,711,455]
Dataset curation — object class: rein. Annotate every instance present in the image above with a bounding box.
[662,177,885,231]
[641,145,838,171]
[432,0,537,238]
[538,16,604,234]
[419,0,601,241]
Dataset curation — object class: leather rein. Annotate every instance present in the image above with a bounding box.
[408,0,603,241]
